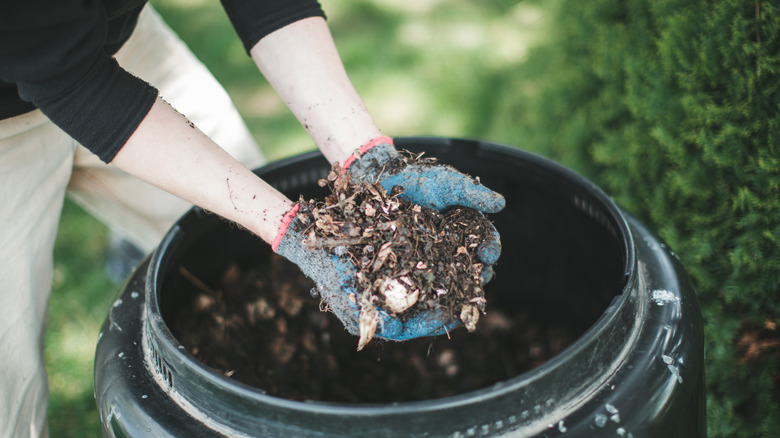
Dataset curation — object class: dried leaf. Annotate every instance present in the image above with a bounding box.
[357,304,378,351]
[371,241,394,272]
[460,304,480,332]
[390,185,404,197]
[367,184,385,202]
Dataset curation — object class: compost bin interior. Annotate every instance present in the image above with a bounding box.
[159,143,627,404]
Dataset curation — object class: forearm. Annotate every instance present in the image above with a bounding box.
[250,16,383,165]
[111,97,293,244]
[114,16,380,243]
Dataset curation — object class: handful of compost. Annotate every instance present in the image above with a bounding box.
[273,138,504,350]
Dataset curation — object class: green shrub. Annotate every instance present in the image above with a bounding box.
[497,1,779,436]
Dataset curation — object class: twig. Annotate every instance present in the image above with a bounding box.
[179,265,217,296]
[304,236,368,249]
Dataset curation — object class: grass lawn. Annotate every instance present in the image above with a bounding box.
[45,1,553,435]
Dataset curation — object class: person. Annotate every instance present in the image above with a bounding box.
[0,1,504,435]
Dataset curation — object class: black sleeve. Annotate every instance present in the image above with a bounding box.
[0,1,157,163]
[220,0,326,53]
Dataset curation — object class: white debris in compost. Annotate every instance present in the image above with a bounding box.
[558,420,567,433]
[378,277,419,313]
[651,289,679,306]
[662,354,684,383]
[357,297,379,351]
[130,291,139,299]
[594,414,608,427]
[460,303,480,332]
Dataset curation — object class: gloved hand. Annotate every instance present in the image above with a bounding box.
[343,137,504,282]
[274,136,505,345]
[272,203,460,346]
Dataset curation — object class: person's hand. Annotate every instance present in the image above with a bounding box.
[272,203,462,348]
[343,137,506,214]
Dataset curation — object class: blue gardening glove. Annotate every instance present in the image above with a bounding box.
[343,137,506,214]
[272,203,461,350]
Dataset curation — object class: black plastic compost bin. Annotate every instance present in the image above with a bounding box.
[94,137,705,437]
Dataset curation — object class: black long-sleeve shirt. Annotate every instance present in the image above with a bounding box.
[0,0,324,162]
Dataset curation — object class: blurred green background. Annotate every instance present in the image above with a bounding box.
[47,0,779,436]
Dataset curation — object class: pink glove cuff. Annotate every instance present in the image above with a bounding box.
[341,136,394,172]
[271,203,301,252]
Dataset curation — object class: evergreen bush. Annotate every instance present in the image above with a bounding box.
[490,1,779,436]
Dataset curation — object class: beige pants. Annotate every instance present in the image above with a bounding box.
[0,6,265,437]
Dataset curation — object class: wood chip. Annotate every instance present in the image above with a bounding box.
[357,301,378,351]
[460,304,480,332]
[371,241,394,272]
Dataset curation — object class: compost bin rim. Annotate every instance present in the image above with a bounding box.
[143,137,638,414]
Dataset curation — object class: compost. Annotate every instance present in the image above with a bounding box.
[169,254,578,403]
[295,160,492,349]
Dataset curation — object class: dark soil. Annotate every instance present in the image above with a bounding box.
[168,254,579,403]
